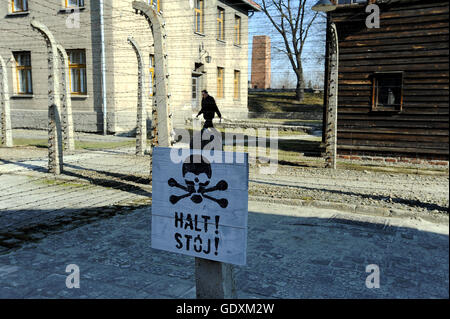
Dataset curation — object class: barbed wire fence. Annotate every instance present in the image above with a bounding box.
[0,0,327,248]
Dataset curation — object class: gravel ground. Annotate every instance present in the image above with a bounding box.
[249,165,449,215]
[1,140,448,217]
[0,146,48,162]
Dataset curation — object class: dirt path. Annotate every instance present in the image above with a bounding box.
[1,143,448,217]
[249,165,449,215]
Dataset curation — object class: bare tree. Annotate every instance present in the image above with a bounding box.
[259,0,319,102]
[273,69,295,89]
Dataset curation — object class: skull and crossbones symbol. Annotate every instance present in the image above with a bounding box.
[168,154,228,208]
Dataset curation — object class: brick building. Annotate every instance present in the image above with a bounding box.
[251,35,271,89]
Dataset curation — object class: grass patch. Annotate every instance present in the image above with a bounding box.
[274,130,311,137]
[248,91,323,113]
[75,140,135,150]
[13,138,135,150]
[33,178,88,188]
[13,138,47,148]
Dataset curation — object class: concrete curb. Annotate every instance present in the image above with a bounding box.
[249,195,449,225]
[218,122,320,134]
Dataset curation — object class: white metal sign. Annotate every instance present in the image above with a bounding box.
[151,147,249,266]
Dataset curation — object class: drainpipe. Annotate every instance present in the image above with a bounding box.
[100,0,108,135]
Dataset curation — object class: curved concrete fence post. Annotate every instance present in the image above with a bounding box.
[0,55,13,147]
[128,36,147,156]
[31,19,63,175]
[132,1,172,148]
[57,44,75,152]
[326,23,339,170]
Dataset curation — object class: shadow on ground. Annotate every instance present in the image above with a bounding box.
[0,207,448,298]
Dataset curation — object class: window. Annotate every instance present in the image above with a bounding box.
[217,67,224,99]
[148,0,160,12]
[14,52,32,94]
[234,15,241,45]
[149,54,155,96]
[65,0,84,8]
[371,72,403,112]
[217,7,225,41]
[11,0,28,13]
[234,70,240,99]
[194,0,204,34]
[68,50,87,95]
[192,77,198,100]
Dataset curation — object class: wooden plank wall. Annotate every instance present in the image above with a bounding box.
[329,0,449,159]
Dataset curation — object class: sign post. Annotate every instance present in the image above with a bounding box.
[151,146,248,298]
[195,258,236,298]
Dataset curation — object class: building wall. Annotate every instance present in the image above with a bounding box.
[106,0,154,133]
[0,0,253,134]
[163,0,250,126]
[0,0,103,132]
[327,0,449,159]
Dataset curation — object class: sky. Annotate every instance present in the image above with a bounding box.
[247,0,327,89]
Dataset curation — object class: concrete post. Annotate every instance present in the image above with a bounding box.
[132,1,172,148]
[325,22,338,169]
[0,55,13,147]
[57,44,75,152]
[31,19,63,174]
[128,36,147,156]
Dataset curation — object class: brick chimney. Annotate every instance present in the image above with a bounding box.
[251,36,271,89]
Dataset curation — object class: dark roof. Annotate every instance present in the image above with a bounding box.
[238,0,262,11]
